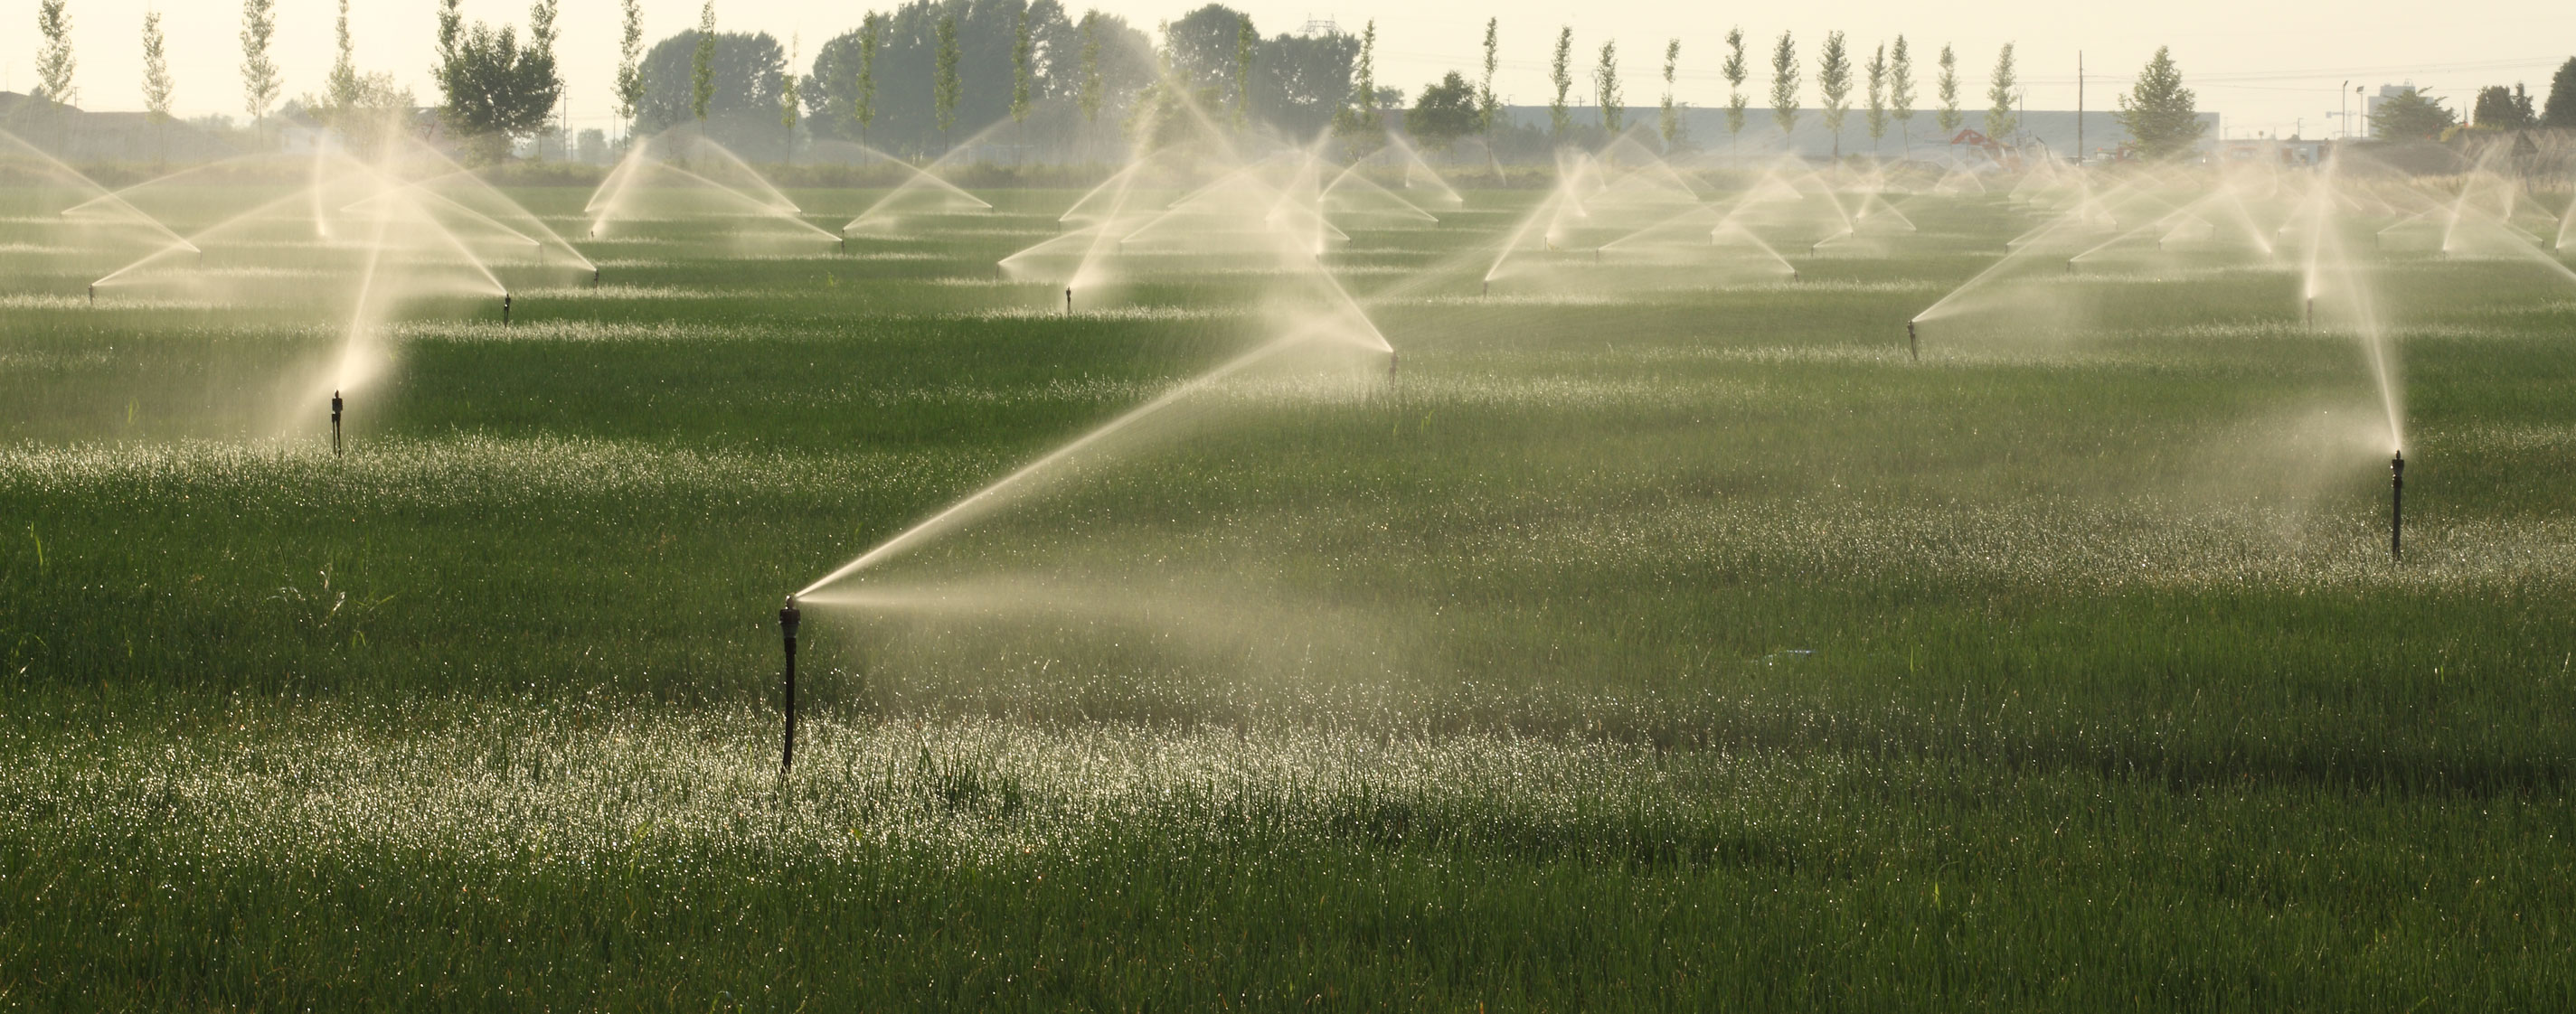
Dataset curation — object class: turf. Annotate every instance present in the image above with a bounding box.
[5,181,2576,1009]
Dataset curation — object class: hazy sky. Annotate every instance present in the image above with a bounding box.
[5,0,2568,141]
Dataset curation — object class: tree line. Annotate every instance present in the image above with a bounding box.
[18,0,2576,163]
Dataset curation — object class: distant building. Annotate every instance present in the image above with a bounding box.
[0,91,241,163]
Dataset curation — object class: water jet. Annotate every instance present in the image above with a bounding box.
[778,596,801,774]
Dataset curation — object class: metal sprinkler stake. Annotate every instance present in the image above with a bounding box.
[331,391,344,455]
[778,596,801,774]
[2391,450,2404,561]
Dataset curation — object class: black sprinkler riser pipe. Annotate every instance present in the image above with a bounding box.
[331,391,344,455]
[501,294,512,325]
[1908,321,1919,362]
[779,597,802,774]
[1065,287,1073,315]
[2391,451,2404,562]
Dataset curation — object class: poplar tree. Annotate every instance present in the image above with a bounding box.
[1864,43,1888,155]
[1659,39,1682,151]
[854,14,882,149]
[691,3,716,122]
[35,0,76,106]
[1478,19,1500,138]
[142,12,175,121]
[1078,13,1101,129]
[1340,20,1377,132]
[1548,28,1573,139]
[1018,6,1040,133]
[1890,37,1916,153]
[143,11,175,164]
[1934,44,1963,136]
[240,0,280,126]
[326,0,361,109]
[615,0,645,140]
[934,14,961,149]
[1594,41,1622,134]
[779,35,800,163]
[1769,33,1799,142]
[1230,14,1252,128]
[1722,28,1749,151]
[1818,31,1851,156]
[1985,42,2018,142]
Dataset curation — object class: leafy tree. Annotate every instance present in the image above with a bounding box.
[1659,39,1683,151]
[637,28,786,154]
[434,0,563,163]
[1889,37,1914,153]
[2546,57,2576,127]
[34,0,75,106]
[1818,32,1851,156]
[1769,33,1799,142]
[807,3,1147,158]
[2470,84,2534,128]
[1479,20,1500,137]
[1721,28,1749,151]
[1549,27,1573,138]
[1405,70,1479,148]
[934,13,961,147]
[2114,46,2205,159]
[616,0,645,136]
[1934,44,1961,136]
[1594,41,1621,134]
[1984,42,2017,141]
[693,3,717,121]
[1864,43,1887,155]
[2370,88,2454,140]
[241,0,281,124]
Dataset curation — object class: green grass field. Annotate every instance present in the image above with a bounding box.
[5,178,2576,1009]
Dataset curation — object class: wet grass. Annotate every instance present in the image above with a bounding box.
[5,183,2576,1009]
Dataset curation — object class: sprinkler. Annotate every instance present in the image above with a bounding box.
[501,294,512,325]
[778,596,802,774]
[2306,296,2314,326]
[2391,450,2404,561]
[2066,258,2076,276]
[838,237,847,254]
[1064,287,1073,315]
[1482,279,1489,297]
[88,284,95,305]
[1908,320,1919,362]
[331,390,344,455]
[1388,350,1399,380]
[592,268,601,288]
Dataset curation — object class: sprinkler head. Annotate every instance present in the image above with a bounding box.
[779,596,801,639]
[592,268,601,287]
[501,294,512,324]
[88,284,95,305]
[838,237,847,254]
[1908,321,1919,362]
[1388,350,1399,380]
[1482,279,1489,297]
[778,595,802,774]
[1064,287,1073,315]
